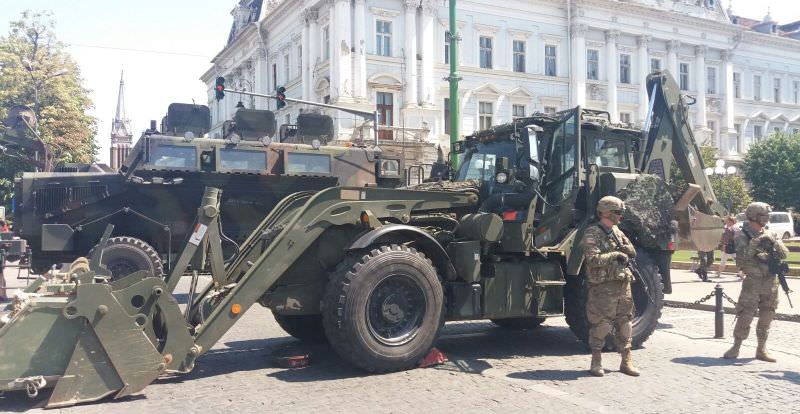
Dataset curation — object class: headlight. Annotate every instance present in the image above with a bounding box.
[495,172,508,184]
[183,131,195,142]
[311,139,322,150]
[260,135,272,146]
[228,132,241,145]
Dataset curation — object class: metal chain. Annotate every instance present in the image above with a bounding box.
[720,291,738,306]
[693,290,716,304]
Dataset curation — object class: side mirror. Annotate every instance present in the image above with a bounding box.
[526,125,543,181]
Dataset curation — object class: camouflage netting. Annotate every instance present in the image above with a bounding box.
[404,179,481,195]
[616,175,675,250]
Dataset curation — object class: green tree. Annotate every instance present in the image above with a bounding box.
[0,10,97,211]
[670,145,751,214]
[744,132,800,210]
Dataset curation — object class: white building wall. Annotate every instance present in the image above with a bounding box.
[201,0,800,161]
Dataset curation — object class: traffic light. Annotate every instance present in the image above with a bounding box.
[215,77,225,101]
[276,86,286,109]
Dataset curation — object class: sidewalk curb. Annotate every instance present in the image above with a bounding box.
[664,300,800,323]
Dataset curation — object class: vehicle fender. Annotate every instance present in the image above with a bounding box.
[348,224,456,280]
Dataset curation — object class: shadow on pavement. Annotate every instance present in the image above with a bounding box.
[507,369,589,381]
[670,356,753,367]
[759,370,800,385]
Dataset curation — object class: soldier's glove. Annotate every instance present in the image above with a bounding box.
[615,252,629,265]
[754,233,775,247]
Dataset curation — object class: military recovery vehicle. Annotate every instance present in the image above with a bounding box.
[14,104,403,277]
[0,71,725,407]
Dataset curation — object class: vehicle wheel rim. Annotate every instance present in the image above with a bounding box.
[107,258,144,280]
[366,274,427,346]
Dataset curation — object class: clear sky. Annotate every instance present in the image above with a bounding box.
[0,1,798,164]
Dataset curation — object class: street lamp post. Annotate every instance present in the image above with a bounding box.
[705,159,737,212]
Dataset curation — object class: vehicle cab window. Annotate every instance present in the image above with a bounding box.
[219,149,267,171]
[149,145,197,168]
[588,138,628,169]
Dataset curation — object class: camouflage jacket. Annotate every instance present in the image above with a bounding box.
[734,224,789,278]
[581,223,637,285]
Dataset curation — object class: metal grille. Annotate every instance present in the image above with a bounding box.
[34,185,108,214]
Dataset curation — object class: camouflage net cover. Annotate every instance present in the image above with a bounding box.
[617,175,674,250]
[404,179,481,195]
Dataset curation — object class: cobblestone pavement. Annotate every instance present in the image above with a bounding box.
[2,295,799,414]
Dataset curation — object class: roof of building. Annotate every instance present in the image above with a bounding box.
[227,0,263,45]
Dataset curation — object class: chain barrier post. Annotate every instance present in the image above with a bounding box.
[714,283,724,338]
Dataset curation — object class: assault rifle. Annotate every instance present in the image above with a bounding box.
[606,227,656,305]
[762,242,793,308]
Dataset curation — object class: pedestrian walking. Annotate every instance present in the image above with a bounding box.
[580,196,640,377]
[717,216,742,278]
[723,202,789,362]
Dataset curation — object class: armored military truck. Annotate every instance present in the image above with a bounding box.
[14,104,403,276]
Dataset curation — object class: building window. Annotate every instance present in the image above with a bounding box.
[444,31,450,64]
[587,49,599,80]
[707,67,716,94]
[753,75,761,101]
[512,104,526,119]
[543,106,557,114]
[376,20,392,57]
[650,58,661,73]
[444,98,450,134]
[733,72,741,98]
[479,36,493,69]
[619,112,631,125]
[479,101,493,130]
[322,26,330,60]
[753,124,763,141]
[679,63,689,91]
[513,40,526,73]
[733,123,741,153]
[794,81,799,104]
[545,45,557,76]
[774,78,781,103]
[284,54,290,83]
[272,63,277,91]
[377,92,394,140]
[619,54,631,84]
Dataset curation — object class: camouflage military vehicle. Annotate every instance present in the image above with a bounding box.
[14,104,403,276]
[0,71,726,407]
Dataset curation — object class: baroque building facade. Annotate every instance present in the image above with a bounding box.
[201,0,800,164]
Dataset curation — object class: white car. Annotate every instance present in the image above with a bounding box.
[734,211,795,240]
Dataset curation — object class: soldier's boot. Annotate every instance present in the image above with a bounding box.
[755,338,776,362]
[590,350,604,377]
[723,338,743,359]
[619,348,640,377]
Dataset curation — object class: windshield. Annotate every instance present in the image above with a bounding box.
[456,141,516,182]
[587,138,628,169]
[149,145,196,168]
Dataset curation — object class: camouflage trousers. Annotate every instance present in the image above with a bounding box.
[733,275,779,341]
[586,280,633,350]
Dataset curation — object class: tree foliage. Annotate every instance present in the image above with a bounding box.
[744,132,800,211]
[670,145,751,215]
[0,10,97,211]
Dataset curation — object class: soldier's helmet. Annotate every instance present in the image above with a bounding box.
[597,196,625,213]
[744,202,771,221]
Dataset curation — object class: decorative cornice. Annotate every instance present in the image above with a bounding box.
[370,7,401,18]
[605,30,620,42]
[541,34,563,44]
[508,28,534,38]
[403,0,418,12]
[302,8,318,24]
[420,0,437,15]
[438,19,467,29]
[637,35,651,48]
[473,23,500,34]
[721,49,734,61]
[667,39,681,53]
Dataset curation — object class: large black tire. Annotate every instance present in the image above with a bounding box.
[322,244,444,373]
[490,317,546,330]
[273,313,327,343]
[90,236,164,281]
[564,250,664,350]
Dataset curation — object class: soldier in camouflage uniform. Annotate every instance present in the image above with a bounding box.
[581,196,640,377]
[723,202,788,362]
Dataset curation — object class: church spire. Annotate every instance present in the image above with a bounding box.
[110,69,133,170]
[115,70,126,122]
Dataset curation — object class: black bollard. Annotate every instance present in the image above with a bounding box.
[714,284,724,338]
